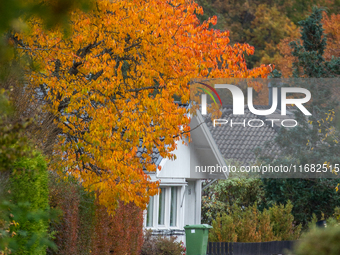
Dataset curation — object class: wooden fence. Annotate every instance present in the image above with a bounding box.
[206,241,295,255]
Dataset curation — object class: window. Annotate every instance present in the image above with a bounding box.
[158,187,165,225]
[145,186,180,228]
[170,187,177,226]
[146,196,154,227]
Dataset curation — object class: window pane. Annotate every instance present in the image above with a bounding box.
[146,196,154,227]
[158,188,165,225]
[170,187,177,227]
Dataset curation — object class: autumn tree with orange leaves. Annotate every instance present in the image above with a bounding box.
[12,0,271,213]
[274,11,340,78]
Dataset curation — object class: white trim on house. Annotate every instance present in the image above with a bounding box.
[144,113,228,244]
[195,110,228,176]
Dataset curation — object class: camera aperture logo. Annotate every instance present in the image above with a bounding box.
[197,83,312,128]
[196,82,222,111]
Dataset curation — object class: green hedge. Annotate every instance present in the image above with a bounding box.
[7,152,52,254]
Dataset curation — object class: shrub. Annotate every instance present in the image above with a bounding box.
[92,199,144,255]
[202,176,265,225]
[48,173,95,255]
[140,230,185,255]
[110,201,144,254]
[294,227,340,255]
[270,201,301,240]
[209,202,301,242]
[3,152,53,255]
[0,91,55,254]
[48,174,144,255]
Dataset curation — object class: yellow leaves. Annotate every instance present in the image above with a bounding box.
[16,0,271,213]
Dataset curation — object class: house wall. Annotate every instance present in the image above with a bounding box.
[157,140,191,178]
[183,180,202,226]
[143,112,227,245]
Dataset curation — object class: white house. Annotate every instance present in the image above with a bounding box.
[143,96,295,243]
[143,109,228,243]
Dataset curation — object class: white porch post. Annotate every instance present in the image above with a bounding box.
[195,180,202,224]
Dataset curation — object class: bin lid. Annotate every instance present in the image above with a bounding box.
[184,224,213,229]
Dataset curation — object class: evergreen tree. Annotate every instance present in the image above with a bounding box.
[262,7,340,227]
[290,7,340,78]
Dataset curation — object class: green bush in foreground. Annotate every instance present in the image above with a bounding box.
[294,226,340,255]
[0,152,56,255]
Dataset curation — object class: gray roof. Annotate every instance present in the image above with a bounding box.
[137,143,162,167]
[204,105,296,165]
[140,103,296,169]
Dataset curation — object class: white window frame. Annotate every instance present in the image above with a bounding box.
[145,185,182,229]
[146,195,155,227]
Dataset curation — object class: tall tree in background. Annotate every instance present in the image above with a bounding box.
[12,0,271,213]
[244,4,299,67]
[196,0,300,68]
[196,0,340,68]
[261,7,340,227]
[276,12,340,77]
[290,8,340,78]
[277,0,340,24]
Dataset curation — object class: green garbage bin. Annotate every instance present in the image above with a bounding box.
[184,224,212,255]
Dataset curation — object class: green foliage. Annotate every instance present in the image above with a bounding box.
[210,212,237,242]
[10,154,49,211]
[0,200,58,255]
[209,202,301,242]
[261,7,340,228]
[197,0,340,68]
[202,177,265,225]
[0,90,30,172]
[0,0,93,35]
[140,230,185,255]
[278,0,340,25]
[290,7,340,78]
[262,179,340,227]
[0,0,94,68]
[293,226,340,255]
[269,201,302,240]
[9,154,52,255]
[195,0,227,30]
[0,152,56,255]
[0,91,56,254]
[244,4,299,67]
[197,0,299,68]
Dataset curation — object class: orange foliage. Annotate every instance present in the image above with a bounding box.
[275,12,340,77]
[323,13,340,60]
[14,0,271,212]
[49,176,143,254]
[93,200,144,255]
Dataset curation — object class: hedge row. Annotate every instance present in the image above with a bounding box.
[48,173,144,255]
[1,158,144,255]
